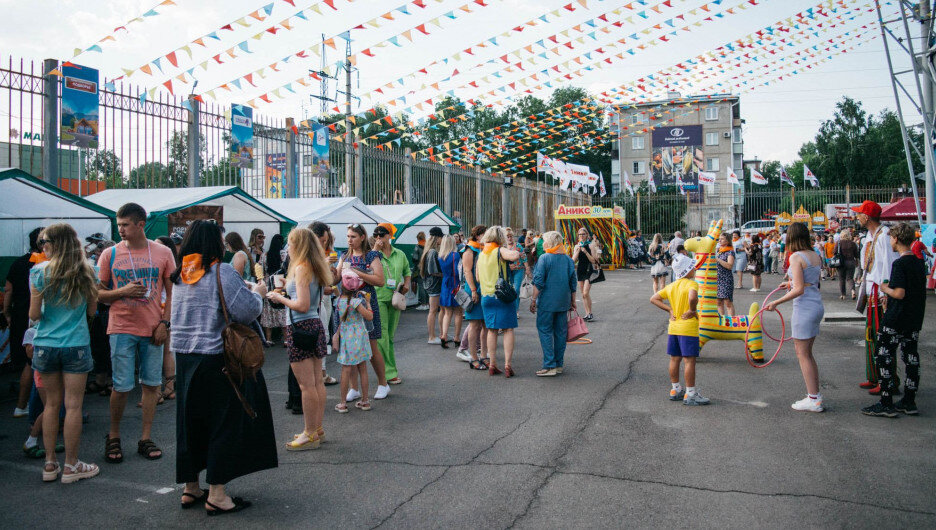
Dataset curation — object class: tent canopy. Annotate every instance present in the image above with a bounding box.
[367,204,460,247]
[260,197,387,249]
[87,186,295,244]
[0,168,115,279]
[880,197,926,222]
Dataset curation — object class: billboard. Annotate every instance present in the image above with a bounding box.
[265,153,286,198]
[310,122,330,182]
[230,104,254,168]
[60,64,99,149]
[650,125,703,190]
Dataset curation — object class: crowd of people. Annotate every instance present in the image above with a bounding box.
[2,197,931,514]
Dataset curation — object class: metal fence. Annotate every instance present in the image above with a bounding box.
[1,56,590,231]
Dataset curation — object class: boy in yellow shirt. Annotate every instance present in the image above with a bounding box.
[650,254,709,406]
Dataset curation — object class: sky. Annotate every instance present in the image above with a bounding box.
[0,0,918,164]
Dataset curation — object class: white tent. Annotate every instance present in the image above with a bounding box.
[261,197,387,249]
[87,186,295,246]
[368,204,461,247]
[0,168,114,261]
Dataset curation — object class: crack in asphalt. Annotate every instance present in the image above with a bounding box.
[368,413,535,529]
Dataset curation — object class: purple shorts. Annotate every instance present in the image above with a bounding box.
[666,335,699,357]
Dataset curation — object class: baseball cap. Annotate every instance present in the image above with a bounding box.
[851,200,882,219]
[429,226,444,238]
[672,254,696,281]
[85,232,106,243]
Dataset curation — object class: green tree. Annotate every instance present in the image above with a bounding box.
[84,149,125,189]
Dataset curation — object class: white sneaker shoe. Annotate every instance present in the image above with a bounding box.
[791,395,824,412]
[374,385,390,400]
[13,407,28,418]
[416,304,429,311]
[345,388,362,402]
[455,349,471,362]
[750,288,759,292]
[427,338,441,345]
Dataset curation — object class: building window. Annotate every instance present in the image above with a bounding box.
[303,154,313,166]
[630,114,646,125]
[705,158,720,171]
[631,137,645,150]
[705,107,718,121]
[733,127,742,143]
[633,161,645,174]
[705,132,719,146]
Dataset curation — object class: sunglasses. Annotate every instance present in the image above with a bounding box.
[257,235,266,239]
[38,238,51,246]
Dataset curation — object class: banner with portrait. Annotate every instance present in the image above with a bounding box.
[265,153,286,198]
[650,125,703,190]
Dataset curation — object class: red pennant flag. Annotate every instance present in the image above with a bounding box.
[259,94,272,103]
[245,73,255,86]
[291,125,299,135]
[166,51,178,67]
[163,80,173,94]
[220,24,233,31]
[415,24,428,35]
[323,0,337,9]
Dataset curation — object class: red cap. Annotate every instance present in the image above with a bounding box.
[851,200,881,219]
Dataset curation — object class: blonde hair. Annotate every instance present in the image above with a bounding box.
[287,228,332,287]
[419,235,441,275]
[542,231,563,248]
[481,226,507,246]
[38,223,97,307]
[439,234,456,260]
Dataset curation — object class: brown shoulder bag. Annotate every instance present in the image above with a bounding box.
[216,264,264,418]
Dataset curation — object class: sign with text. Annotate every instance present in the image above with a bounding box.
[650,125,702,190]
[309,122,330,183]
[60,64,99,149]
[265,153,286,198]
[230,104,254,168]
[555,204,614,219]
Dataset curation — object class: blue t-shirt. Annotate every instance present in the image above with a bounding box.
[29,262,90,348]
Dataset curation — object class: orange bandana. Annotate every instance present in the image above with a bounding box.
[29,252,48,264]
[482,242,500,254]
[718,246,733,253]
[179,254,219,284]
[545,244,564,254]
[467,240,482,250]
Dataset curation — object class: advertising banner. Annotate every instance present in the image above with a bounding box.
[555,204,614,219]
[650,125,702,190]
[265,153,286,198]
[60,64,99,149]
[310,122,330,182]
[231,104,254,168]
[167,205,223,240]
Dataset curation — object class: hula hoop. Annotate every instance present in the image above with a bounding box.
[568,338,593,344]
[744,286,789,368]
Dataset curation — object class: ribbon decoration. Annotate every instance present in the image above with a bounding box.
[71,0,179,59]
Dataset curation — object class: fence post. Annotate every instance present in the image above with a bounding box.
[41,58,59,186]
[538,181,546,232]
[443,164,452,214]
[404,148,413,203]
[285,118,297,197]
[636,192,641,232]
[475,168,483,227]
[354,143,364,200]
[501,173,510,228]
[521,183,529,228]
[187,95,200,187]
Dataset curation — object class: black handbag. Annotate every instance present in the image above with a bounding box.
[494,253,517,304]
[829,243,842,269]
[288,307,320,350]
[590,268,606,284]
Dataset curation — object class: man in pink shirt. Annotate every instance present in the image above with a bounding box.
[97,203,174,463]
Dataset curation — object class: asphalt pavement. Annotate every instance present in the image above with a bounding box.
[1,269,934,528]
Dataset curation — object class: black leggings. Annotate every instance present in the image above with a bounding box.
[838,262,856,297]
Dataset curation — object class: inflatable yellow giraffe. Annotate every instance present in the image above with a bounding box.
[684,220,764,361]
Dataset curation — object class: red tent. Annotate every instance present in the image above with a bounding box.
[880,197,926,222]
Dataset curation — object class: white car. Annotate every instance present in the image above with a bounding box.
[740,220,774,235]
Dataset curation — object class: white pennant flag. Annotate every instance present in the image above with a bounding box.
[623,170,635,196]
[536,152,550,174]
[750,168,767,185]
[599,171,607,197]
[648,169,657,193]
[726,167,740,185]
[779,167,795,187]
[698,171,716,185]
[804,165,819,187]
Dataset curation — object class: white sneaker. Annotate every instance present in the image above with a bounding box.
[345,388,362,402]
[416,304,429,311]
[13,407,28,418]
[791,395,824,412]
[455,349,472,362]
[750,288,759,292]
[427,338,442,345]
[374,385,390,400]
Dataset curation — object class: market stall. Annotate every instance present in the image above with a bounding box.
[554,204,629,269]
[368,203,460,254]
[261,197,387,249]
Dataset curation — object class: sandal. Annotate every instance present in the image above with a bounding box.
[285,431,321,451]
[469,360,483,370]
[323,375,338,386]
[488,364,502,376]
[504,365,515,378]
[104,436,123,464]
[478,357,490,369]
[137,439,162,460]
[86,381,107,395]
[161,375,176,401]
[99,383,113,397]
[181,489,208,509]
[355,400,372,411]
[206,497,252,516]
[335,403,349,413]
[440,338,450,349]
[42,461,61,482]
[24,444,46,459]
[61,460,99,484]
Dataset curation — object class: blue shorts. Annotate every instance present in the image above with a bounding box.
[666,335,699,357]
[110,334,164,392]
[32,345,93,374]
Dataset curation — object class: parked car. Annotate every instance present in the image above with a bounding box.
[740,219,774,235]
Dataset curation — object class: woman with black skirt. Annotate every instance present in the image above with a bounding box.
[170,220,277,515]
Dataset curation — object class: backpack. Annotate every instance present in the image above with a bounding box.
[215,264,264,418]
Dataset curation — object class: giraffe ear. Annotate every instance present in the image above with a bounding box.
[716,219,724,230]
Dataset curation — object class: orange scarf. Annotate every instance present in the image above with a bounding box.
[29,252,48,264]
[179,254,219,284]
[467,240,482,250]
[545,244,564,254]
[482,242,500,254]
[718,246,733,253]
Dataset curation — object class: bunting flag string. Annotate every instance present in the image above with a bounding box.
[207,0,496,104]
[121,0,324,81]
[71,0,179,58]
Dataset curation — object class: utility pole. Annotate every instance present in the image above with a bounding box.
[921,1,936,223]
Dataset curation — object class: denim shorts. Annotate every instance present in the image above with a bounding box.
[110,334,164,392]
[31,345,94,374]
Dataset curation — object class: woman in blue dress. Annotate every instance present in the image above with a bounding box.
[437,235,462,349]
[337,224,390,401]
[461,225,488,370]
[765,222,825,413]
